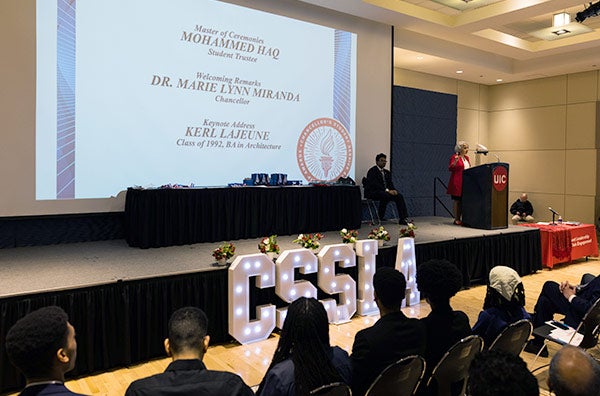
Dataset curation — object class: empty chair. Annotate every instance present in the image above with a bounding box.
[361,177,380,226]
[488,319,532,355]
[365,355,425,396]
[425,335,483,396]
[310,382,352,396]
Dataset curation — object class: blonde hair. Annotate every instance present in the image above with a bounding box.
[454,141,468,153]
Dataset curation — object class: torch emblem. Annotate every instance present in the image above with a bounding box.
[297,117,353,182]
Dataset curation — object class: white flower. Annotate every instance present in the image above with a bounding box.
[262,238,269,244]
[341,228,348,233]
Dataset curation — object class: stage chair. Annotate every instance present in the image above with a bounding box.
[425,335,483,396]
[364,355,425,396]
[361,177,380,226]
[531,297,600,369]
[488,319,532,355]
[309,382,352,396]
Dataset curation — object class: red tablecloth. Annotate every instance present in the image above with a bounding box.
[519,223,599,268]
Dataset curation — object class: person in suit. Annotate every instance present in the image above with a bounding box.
[447,141,470,225]
[416,259,471,376]
[363,153,409,224]
[5,306,86,396]
[125,306,253,396]
[350,267,426,396]
[472,266,532,349]
[548,346,600,396]
[525,274,600,356]
[257,297,351,396]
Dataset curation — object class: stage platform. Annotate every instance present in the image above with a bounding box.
[0,216,541,393]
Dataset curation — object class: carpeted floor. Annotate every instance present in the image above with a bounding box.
[0,216,535,298]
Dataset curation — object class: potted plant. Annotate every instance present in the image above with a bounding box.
[399,222,417,239]
[212,242,236,266]
[339,228,358,245]
[292,233,324,251]
[258,235,280,260]
[368,226,390,247]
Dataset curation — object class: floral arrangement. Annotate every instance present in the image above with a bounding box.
[293,233,324,250]
[258,235,280,254]
[367,226,390,241]
[212,242,236,261]
[339,228,358,244]
[399,222,417,238]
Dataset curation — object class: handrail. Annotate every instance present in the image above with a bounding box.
[433,177,453,217]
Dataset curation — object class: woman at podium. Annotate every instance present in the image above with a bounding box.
[447,141,471,225]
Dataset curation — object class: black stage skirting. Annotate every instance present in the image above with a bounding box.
[125,185,362,248]
[0,229,540,393]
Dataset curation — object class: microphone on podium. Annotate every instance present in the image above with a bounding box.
[548,207,559,215]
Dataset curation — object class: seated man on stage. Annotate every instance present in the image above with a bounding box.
[525,273,600,356]
[125,307,253,396]
[510,193,535,224]
[363,153,409,225]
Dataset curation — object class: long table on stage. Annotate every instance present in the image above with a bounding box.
[519,223,599,268]
[125,185,362,248]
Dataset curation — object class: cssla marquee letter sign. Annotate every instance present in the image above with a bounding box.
[228,238,418,344]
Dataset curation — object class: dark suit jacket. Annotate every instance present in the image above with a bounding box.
[351,311,426,396]
[569,275,600,325]
[421,306,471,370]
[125,359,253,396]
[364,165,395,198]
[19,383,86,396]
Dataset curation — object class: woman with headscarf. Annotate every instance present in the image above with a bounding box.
[472,266,531,349]
[447,141,470,225]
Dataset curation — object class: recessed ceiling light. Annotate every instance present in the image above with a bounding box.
[416,56,424,60]
[496,78,503,82]
[456,70,464,74]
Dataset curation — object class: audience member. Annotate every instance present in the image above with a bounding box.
[467,350,539,396]
[363,153,409,224]
[125,306,252,396]
[447,141,470,225]
[472,266,531,348]
[257,297,351,396]
[417,259,471,370]
[548,346,600,396]
[525,273,600,356]
[510,193,535,224]
[5,306,85,396]
[351,267,426,396]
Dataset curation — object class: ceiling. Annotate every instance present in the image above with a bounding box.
[298,0,600,85]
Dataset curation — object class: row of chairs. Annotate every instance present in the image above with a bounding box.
[312,297,600,395]
[311,319,534,396]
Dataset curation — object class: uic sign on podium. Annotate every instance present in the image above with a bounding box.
[462,162,509,230]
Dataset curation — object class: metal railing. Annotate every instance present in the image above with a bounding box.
[433,177,453,217]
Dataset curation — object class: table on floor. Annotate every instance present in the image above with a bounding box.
[125,185,362,248]
[518,223,598,268]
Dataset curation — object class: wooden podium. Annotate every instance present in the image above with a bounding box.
[462,163,509,230]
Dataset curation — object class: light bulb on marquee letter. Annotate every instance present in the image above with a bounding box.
[355,239,378,315]
[274,249,318,328]
[318,244,356,323]
[228,254,276,345]
[395,237,420,307]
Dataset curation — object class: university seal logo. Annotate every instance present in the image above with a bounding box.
[296,117,353,182]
